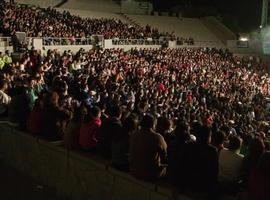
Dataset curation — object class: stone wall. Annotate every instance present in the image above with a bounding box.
[0,124,180,200]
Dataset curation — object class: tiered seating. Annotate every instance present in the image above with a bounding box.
[201,16,237,44]
[55,8,128,23]
[60,0,121,13]
[16,0,63,7]
[127,15,224,46]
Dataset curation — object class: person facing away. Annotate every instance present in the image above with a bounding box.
[182,125,219,195]
[79,106,102,151]
[42,91,73,141]
[242,137,265,183]
[218,135,244,184]
[97,104,122,158]
[168,121,192,187]
[211,130,226,154]
[111,114,138,172]
[248,151,270,200]
[0,78,11,118]
[129,114,167,181]
[63,105,85,149]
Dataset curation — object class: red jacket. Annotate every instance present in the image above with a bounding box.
[79,118,102,149]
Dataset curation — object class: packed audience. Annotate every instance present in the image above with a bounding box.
[0,2,182,43]
[0,46,270,199]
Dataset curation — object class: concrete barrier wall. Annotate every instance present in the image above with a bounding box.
[0,124,177,200]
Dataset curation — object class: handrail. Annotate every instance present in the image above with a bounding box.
[0,36,103,47]
[0,36,223,47]
[112,38,164,45]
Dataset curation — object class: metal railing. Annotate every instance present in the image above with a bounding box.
[112,39,164,45]
[42,37,94,46]
[0,36,101,47]
[111,38,197,46]
[0,37,12,47]
[0,36,223,48]
[185,40,223,47]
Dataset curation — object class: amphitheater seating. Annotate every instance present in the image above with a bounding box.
[59,0,121,13]
[126,15,224,46]
[12,1,228,47]
[55,8,128,23]
[16,0,63,7]
[201,16,237,45]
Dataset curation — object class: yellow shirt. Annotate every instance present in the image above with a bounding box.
[3,55,12,64]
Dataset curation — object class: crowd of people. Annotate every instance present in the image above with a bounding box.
[0,46,270,199]
[0,1,183,43]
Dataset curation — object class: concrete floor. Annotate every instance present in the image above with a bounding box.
[0,162,68,200]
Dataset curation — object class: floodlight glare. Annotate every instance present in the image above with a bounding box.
[239,37,249,42]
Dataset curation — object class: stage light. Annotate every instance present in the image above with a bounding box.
[239,37,249,42]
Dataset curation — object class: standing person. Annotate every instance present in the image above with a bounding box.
[129,114,167,181]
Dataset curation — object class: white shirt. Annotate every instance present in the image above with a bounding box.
[218,148,244,183]
[0,90,11,114]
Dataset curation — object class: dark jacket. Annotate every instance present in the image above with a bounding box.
[182,142,219,193]
[97,117,122,158]
[42,105,72,141]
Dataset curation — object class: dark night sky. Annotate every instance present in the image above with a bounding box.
[152,0,262,31]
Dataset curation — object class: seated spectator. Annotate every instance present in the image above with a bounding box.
[182,125,218,197]
[242,137,265,183]
[112,114,138,172]
[64,105,84,149]
[79,106,102,151]
[97,105,122,158]
[0,52,5,70]
[129,114,167,181]
[28,98,44,135]
[248,151,270,200]
[0,78,11,118]
[3,50,12,65]
[42,91,73,141]
[156,116,174,144]
[211,130,226,153]
[168,121,192,187]
[218,135,244,184]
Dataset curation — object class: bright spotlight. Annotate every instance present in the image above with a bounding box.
[239,37,249,42]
